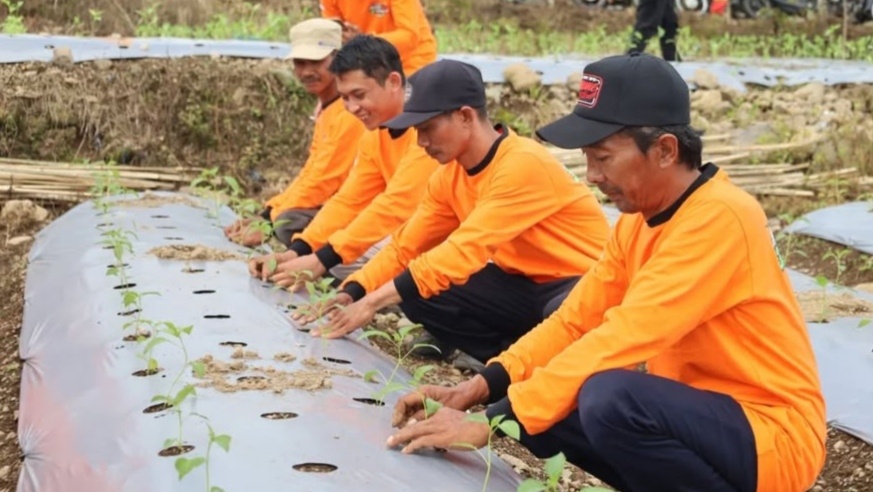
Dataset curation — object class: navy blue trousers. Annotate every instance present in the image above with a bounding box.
[520,370,758,492]
[399,263,579,362]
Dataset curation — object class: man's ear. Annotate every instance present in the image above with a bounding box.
[457,106,477,125]
[385,71,404,92]
[655,133,680,169]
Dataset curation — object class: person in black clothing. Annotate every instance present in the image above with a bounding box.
[627,0,680,62]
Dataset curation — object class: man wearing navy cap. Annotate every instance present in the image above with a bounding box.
[300,59,610,373]
[387,53,826,492]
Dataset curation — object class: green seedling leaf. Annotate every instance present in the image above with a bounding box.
[516,479,546,492]
[363,370,380,383]
[543,452,567,482]
[163,438,176,448]
[358,329,392,342]
[411,343,441,355]
[171,384,196,407]
[466,413,489,424]
[858,319,871,329]
[147,358,158,371]
[498,420,521,440]
[397,324,422,339]
[451,441,479,451]
[151,394,170,403]
[180,325,193,335]
[423,397,443,417]
[266,258,278,274]
[412,364,435,383]
[175,456,206,480]
[106,266,119,277]
[144,335,168,354]
[815,275,829,287]
[211,487,226,492]
[122,290,139,307]
[190,361,206,378]
[213,434,232,452]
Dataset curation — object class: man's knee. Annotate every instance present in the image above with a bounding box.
[577,369,641,440]
[273,209,318,246]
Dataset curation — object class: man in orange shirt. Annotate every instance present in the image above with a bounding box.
[387,54,827,492]
[224,18,364,247]
[320,0,437,75]
[248,35,439,283]
[304,60,609,372]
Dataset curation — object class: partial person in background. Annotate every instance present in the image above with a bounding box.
[627,0,681,62]
[224,18,364,247]
[320,0,437,75]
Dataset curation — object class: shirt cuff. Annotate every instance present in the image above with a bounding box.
[484,397,518,437]
[315,243,343,270]
[393,269,421,301]
[342,281,367,302]
[260,207,273,222]
[288,239,313,257]
[480,363,511,404]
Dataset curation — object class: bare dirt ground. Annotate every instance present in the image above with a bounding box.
[3,1,873,490]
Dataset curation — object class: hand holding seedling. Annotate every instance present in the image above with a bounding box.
[248,251,297,279]
[311,294,374,338]
[386,408,489,454]
[270,253,327,289]
[293,291,353,326]
[391,377,490,427]
[224,217,264,247]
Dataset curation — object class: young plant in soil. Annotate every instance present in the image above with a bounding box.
[177,413,232,492]
[814,275,832,322]
[456,413,521,492]
[121,290,161,338]
[359,324,442,406]
[149,322,206,452]
[291,276,342,333]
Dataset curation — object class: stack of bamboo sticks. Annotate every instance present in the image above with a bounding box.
[0,158,202,202]
[548,134,863,198]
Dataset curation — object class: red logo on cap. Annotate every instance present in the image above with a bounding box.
[577,74,603,108]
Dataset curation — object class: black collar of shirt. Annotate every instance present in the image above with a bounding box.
[467,125,508,177]
[321,95,340,111]
[646,163,719,227]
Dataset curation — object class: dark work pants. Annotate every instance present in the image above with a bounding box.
[628,0,680,61]
[519,370,758,492]
[399,263,579,362]
[272,208,319,248]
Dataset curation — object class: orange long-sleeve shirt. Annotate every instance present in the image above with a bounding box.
[264,97,365,220]
[320,0,437,75]
[484,165,826,492]
[288,127,439,269]
[343,129,609,301]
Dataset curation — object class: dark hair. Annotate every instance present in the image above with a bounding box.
[621,125,702,170]
[328,35,405,85]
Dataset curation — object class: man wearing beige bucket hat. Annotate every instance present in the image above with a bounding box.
[225,18,364,247]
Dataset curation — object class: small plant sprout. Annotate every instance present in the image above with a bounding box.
[457,413,521,492]
[858,319,871,329]
[515,452,612,492]
[823,248,851,287]
[177,413,232,492]
[368,364,443,417]
[814,275,831,322]
[149,322,206,451]
[121,290,161,336]
[358,324,441,401]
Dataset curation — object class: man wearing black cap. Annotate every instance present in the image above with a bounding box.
[300,59,610,372]
[387,53,826,492]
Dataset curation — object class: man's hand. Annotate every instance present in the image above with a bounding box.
[310,294,372,338]
[386,408,490,454]
[270,253,327,289]
[248,250,298,280]
[224,218,265,247]
[341,21,362,43]
[391,381,487,428]
[292,292,353,326]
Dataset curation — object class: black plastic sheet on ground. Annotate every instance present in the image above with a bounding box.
[785,201,873,255]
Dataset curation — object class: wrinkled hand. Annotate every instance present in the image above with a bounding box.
[341,22,362,43]
[386,408,489,454]
[248,250,297,280]
[291,292,353,326]
[391,384,481,428]
[309,294,370,338]
[224,218,265,247]
[269,253,327,289]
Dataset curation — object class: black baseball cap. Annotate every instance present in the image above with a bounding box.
[536,53,690,149]
[383,59,487,129]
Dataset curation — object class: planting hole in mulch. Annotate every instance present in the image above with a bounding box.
[151,215,170,219]
[158,445,194,457]
[132,368,162,377]
[193,290,216,294]
[352,398,385,407]
[164,237,184,241]
[97,222,112,227]
[148,244,243,261]
[101,245,113,250]
[182,267,205,273]
[237,376,266,383]
[123,331,151,342]
[261,412,298,420]
[113,283,136,290]
[293,463,337,473]
[106,263,129,269]
[156,226,176,229]
[219,341,247,347]
[143,402,173,414]
[118,308,142,316]
[322,357,351,365]
[204,314,230,319]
